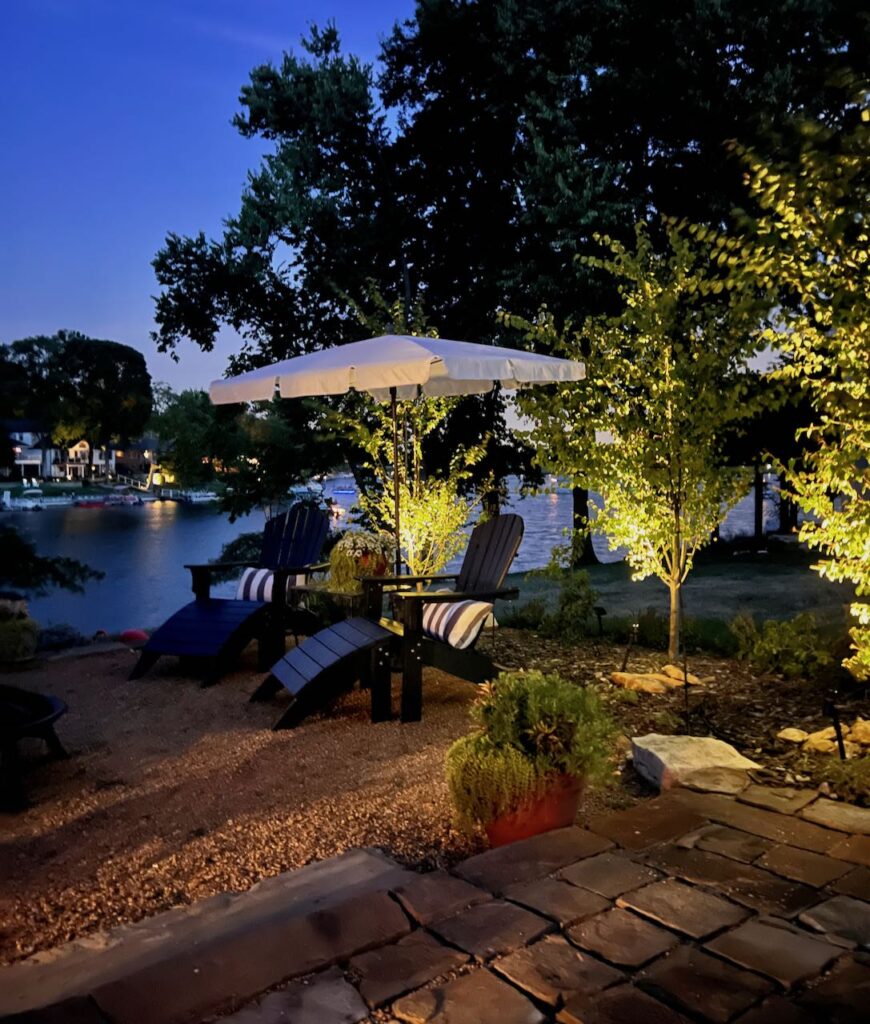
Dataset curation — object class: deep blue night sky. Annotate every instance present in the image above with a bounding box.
[1,0,414,389]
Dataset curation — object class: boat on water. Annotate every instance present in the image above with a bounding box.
[288,483,324,502]
[13,488,46,511]
[181,490,219,504]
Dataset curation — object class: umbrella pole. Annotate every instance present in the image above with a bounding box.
[390,386,401,576]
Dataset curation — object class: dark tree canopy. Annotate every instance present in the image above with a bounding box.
[0,524,103,596]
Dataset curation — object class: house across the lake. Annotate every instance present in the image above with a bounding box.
[1,419,119,481]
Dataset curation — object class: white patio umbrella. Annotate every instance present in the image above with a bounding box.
[209,335,585,573]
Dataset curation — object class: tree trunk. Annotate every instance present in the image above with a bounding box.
[668,576,681,662]
[571,487,599,567]
[778,472,799,532]
[753,462,764,548]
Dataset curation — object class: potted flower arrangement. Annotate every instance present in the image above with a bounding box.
[446,670,615,847]
[327,530,396,593]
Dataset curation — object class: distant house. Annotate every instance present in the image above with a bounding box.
[115,434,159,478]
[60,440,116,480]
[0,419,117,481]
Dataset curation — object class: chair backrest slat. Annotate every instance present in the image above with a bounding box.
[259,503,329,570]
[456,514,524,593]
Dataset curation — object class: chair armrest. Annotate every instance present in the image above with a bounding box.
[184,561,255,572]
[393,587,519,604]
[359,573,459,586]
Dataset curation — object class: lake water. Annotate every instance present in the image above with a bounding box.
[8,475,781,634]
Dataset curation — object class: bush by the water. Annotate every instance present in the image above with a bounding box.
[501,571,598,642]
[445,669,614,832]
[606,609,737,657]
[730,612,833,679]
[0,616,40,663]
[814,756,870,806]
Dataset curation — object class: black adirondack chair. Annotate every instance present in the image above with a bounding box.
[130,503,329,687]
[253,513,524,727]
[1,684,68,810]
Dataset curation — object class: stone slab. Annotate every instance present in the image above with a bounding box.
[631,734,759,791]
[558,852,661,898]
[430,900,551,961]
[0,848,412,1017]
[756,844,852,887]
[558,984,690,1024]
[218,966,368,1024]
[738,785,818,815]
[670,789,841,854]
[644,845,820,916]
[797,957,870,1023]
[90,889,411,1024]
[833,866,870,900]
[617,879,749,939]
[494,935,623,1007]
[801,799,870,835]
[392,871,491,925]
[639,945,773,1023]
[705,918,840,988]
[695,825,774,863]
[350,930,468,1008]
[681,767,750,794]
[566,908,679,968]
[504,877,610,926]
[799,895,870,948]
[586,796,708,852]
[392,967,545,1024]
[455,827,613,894]
[829,834,870,867]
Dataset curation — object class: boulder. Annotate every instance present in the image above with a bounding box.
[804,726,840,743]
[631,734,761,792]
[776,728,809,744]
[680,767,750,795]
[609,672,669,694]
[802,736,837,754]
[849,719,870,745]
[661,664,702,685]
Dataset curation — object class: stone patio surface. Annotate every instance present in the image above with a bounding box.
[1,787,869,1023]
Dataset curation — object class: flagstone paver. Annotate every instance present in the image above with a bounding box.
[504,877,610,926]
[643,845,820,916]
[429,899,551,960]
[557,984,690,1024]
[797,957,870,1022]
[455,827,613,893]
[694,825,774,863]
[218,967,369,1024]
[755,844,853,887]
[798,894,870,947]
[832,865,870,900]
[494,935,623,1007]
[737,785,819,816]
[801,798,870,835]
[557,852,660,898]
[0,997,112,1024]
[392,968,545,1024]
[392,871,492,925]
[617,879,749,939]
[566,907,679,967]
[349,930,469,1008]
[585,796,708,851]
[828,833,870,866]
[705,918,841,988]
[734,996,816,1024]
[638,945,773,1023]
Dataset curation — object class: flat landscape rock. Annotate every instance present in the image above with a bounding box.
[392,871,491,925]
[639,945,772,1023]
[609,671,669,693]
[567,908,678,967]
[695,825,774,863]
[800,798,870,835]
[504,876,610,926]
[661,664,702,685]
[558,984,690,1024]
[734,996,815,1024]
[392,968,545,1024]
[350,930,468,1008]
[631,734,760,791]
[681,767,750,794]
[558,852,660,899]
[738,785,818,816]
[756,845,851,887]
[586,796,707,851]
[494,935,623,1007]
[776,728,808,744]
[430,900,551,960]
[798,895,870,948]
[797,958,870,1022]
[832,866,870,900]
[705,918,840,988]
[829,833,870,867]
[220,967,368,1024]
[617,879,748,939]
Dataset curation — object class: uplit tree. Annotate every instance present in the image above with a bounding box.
[704,94,870,678]
[511,223,768,659]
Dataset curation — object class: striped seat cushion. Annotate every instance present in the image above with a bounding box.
[235,568,305,602]
[422,598,493,650]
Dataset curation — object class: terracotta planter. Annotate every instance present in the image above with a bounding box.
[485,773,585,848]
[357,552,389,577]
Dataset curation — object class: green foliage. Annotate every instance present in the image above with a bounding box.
[210,530,264,583]
[0,524,103,596]
[511,221,768,660]
[500,598,548,631]
[607,610,737,657]
[700,92,870,679]
[0,617,40,663]
[730,613,833,679]
[446,669,615,831]
[540,572,598,644]
[813,756,870,806]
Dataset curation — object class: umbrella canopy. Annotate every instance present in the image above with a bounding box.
[209,334,585,405]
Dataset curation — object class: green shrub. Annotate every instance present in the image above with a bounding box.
[540,571,598,643]
[730,613,833,679]
[0,617,40,663]
[445,670,615,831]
[606,609,737,656]
[500,597,548,630]
[814,756,870,806]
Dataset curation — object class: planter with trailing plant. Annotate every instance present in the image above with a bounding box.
[327,531,395,593]
[446,669,614,847]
